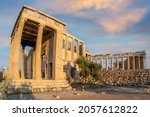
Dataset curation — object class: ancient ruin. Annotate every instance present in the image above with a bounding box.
[9,6,86,91]
[8,6,148,92]
[86,51,146,71]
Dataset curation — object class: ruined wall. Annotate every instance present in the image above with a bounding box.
[98,69,150,86]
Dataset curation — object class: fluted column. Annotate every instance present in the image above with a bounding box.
[35,24,44,80]
[10,18,25,79]
[133,56,135,70]
[141,57,144,69]
[9,40,13,78]
[32,48,36,79]
[122,57,124,70]
[111,58,113,71]
[116,57,119,69]
[138,56,141,69]
[127,56,130,70]
[100,58,103,70]
[47,40,51,79]
[82,43,86,56]
[71,39,74,62]
[106,58,108,70]
[76,40,79,58]
[45,47,48,80]
[21,45,25,79]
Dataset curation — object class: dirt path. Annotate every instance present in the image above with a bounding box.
[6,86,150,100]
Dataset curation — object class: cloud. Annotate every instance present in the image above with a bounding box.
[38,0,132,13]
[35,0,147,33]
[99,8,147,33]
[88,37,150,68]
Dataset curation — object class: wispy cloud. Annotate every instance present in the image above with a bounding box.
[89,37,150,68]
[99,8,147,33]
[35,0,147,33]
[37,0,132,13]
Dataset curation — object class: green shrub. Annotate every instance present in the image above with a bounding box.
[75,56,102,83]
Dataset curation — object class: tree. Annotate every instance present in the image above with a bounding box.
[75,56,102,83]
[89,62,101,80]
[75,56,90,78]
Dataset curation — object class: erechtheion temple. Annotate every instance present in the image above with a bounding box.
[8,6,147,92]
[9,6,86,91]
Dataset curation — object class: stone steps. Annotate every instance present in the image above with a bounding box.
[6,79,72,94]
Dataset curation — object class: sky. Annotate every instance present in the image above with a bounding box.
[0,0,150,70]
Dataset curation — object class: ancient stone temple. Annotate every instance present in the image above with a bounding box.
[9,6,85,91]
[9,6,147,92]
[86,51,146,71]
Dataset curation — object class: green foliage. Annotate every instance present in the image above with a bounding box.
[75,56,102,82]
[89,62,101,80]
[75,56,90,78]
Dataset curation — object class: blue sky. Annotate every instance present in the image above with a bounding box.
[0,0,150,70]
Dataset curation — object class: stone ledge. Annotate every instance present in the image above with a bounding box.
[6,79,72,95]
[6,86,72,95]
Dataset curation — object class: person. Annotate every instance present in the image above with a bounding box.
[2,67,8,80]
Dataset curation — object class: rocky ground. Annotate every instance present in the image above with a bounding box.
[6,86,150,100]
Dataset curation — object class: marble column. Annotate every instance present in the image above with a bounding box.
[47,40,51,79]
[138,56,141,69]
[35,24,44,80]
[111,58,113,71]
[21,45,25,79]
[106,58,108,70]
[10,18,25,79]
[127,56,130,70]
[9,40,13,78]
[122,57,124,70]
[45,47,48,80]
[76,40,79,58]
[141,57,144,69]
[133,56,135,70]
[32,48,36,79]
[82,44,86,56]
[116,57,119,69]
[71,39,74,62]
[100,58,103,70]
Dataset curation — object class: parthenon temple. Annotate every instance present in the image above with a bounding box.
[86,51,146,71]
[8,6,147,92]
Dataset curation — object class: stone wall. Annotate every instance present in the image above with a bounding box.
[98,69,150,86]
